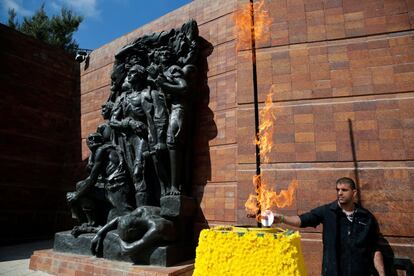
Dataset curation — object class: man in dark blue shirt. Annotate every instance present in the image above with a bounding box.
[274,177,385,276]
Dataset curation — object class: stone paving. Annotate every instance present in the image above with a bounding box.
[0,240,53,275]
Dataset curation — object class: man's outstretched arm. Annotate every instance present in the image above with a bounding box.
[273,214,302,227]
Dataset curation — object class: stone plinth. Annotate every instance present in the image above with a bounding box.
[29,249,194,276]
[54,231,95,256]
[160,195,196,217]
[54,231,195,266]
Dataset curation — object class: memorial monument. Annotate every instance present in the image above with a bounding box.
[54,20,201,266]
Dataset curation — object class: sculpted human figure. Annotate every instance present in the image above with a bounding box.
[144,47,177,196]
[146,46,172,148]
[105,46,148,115]
[155,63,196,195]
[109,64,152,207]
[57,20,202,266]
[170,20,199,66]
[91,206,177,256]
[67,128,134,237]
[106,57,127,105]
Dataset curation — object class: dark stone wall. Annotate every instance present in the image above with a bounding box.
[0,24,82,245]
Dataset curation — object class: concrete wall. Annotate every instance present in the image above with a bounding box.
[0,24,81,245]
[79,0,414,274]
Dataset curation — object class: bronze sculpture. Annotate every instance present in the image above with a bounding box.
[56,20,202,266]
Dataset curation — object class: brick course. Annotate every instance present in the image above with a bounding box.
[30,250,194,276]
[238,0,414,274]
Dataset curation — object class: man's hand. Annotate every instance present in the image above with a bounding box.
[273,213,302,228]
[273,213,284,224]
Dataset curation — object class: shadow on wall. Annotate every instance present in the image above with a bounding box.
[0,24,83,245]
[380,237,414,276]
[349,120,413,276]
[59,62,84,232]
[191,36,216,238]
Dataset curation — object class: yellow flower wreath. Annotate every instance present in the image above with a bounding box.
[193,227,307,276]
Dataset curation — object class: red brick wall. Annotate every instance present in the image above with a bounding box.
[0,24,81,245]
[236,0,414,274]
[78,0,414,274]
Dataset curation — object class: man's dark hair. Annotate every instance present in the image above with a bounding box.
[336,177,356,190]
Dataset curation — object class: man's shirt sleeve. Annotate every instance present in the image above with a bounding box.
[299,205,325,228]
[368,214,381,253]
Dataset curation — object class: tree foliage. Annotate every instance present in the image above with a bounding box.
[7,9,18,29]
[7,4,83,54]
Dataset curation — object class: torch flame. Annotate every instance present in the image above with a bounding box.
[236,1,297,222]
[255,92,275,163]
[234,0,272,50]
[245,90,299,222]
[245,175,298,220]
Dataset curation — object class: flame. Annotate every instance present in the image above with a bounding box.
[255,92,275,163]
[234,0,272,50]
[235,1,297,222]
[245,176,298,220]
[245,175,262,216]
[245,90,299,221]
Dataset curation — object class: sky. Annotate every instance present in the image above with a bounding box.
[0,0,192,50]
